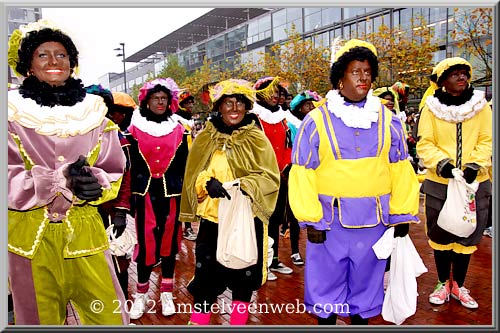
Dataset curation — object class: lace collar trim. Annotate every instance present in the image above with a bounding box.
[250,103,287,124]
[325,89,381,129]
[8,90,107,137]
[426,90,487,123]
[129,109,181,137]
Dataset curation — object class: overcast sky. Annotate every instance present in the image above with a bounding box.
[40,7,212,85]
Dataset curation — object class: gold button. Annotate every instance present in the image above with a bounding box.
[57,156,65,162]
[156,160,160,163]
[52,212,59,218]
[355,131,360,136]
[156,146,161,150]
[356,147,361,152]
[156,173,161,177]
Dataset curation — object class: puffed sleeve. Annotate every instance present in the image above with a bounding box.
[84,121,126,205]
[416,106,451,170]
[8,130,72,210]
[288,116,323,224]
[388,115,420,225]
[467,103,492,168]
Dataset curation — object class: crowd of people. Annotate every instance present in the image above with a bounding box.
[7,19,493,326]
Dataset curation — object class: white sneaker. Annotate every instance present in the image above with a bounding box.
[267,270,277,281]
[270,262,293,274]
[129,293,148,319]
[160,292,176,316]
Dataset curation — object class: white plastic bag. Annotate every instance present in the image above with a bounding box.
[216,179,258,269]
[381,235,428,325]
[437,169,479,238]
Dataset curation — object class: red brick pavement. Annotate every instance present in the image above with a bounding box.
[64,197,493,326]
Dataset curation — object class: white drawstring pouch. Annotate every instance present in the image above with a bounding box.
[106,225,137,259]
[437,168,479,238]
[216,179,258,269]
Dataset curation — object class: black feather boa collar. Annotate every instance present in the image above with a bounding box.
[434,86,474,106]
[19,76,86,107]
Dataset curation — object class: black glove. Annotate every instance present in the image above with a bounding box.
[463,167,478,184]
[72,172,103,201]
[307,226,326,244]
[439,162,455,179]
[66,156,103,201]
[394,223,410,238]
[205,177,231,200]
[112,210,127,238]
[66,155,88,178]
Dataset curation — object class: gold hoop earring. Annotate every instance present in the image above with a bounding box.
[338,81,344,90]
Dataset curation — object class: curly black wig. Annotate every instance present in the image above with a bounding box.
[329,46,378,89]
[377,90,395,101]
[212,93,253,113]
[139,84,173,111]
[431,64,471,87]
[16,28,79,77]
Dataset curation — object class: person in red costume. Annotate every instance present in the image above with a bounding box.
[250,76,294,281]
[124,78,189,320]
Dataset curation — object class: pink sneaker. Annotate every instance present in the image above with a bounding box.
[429,280,450,305]
[450,281,478,309]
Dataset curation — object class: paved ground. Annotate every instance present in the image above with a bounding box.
[57,196,493,326]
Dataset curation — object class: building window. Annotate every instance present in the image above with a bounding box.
[241,46,265,71]
[247,15,271,46]
[343,8,365,20]
[430,7,447,23]
[207,35,225,59]
[304,7,321,16]
[432,49,447,64]
[305,11,322,32]
[272,9,287,28]
[399,8,412,31]
[322,8,341,26]
[272,8,303,42]
[8,8,26,20]
[226,26,246,52]
[8,22,21,34]
[314,31,329,49]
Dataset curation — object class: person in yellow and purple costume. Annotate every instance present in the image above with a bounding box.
[288,39,420,325]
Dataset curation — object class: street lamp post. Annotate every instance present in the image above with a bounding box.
[114,43,127,93]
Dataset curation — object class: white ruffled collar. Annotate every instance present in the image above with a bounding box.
[426,90,487,123]
[8,90,106,137]
[325,89,381,129]
[250,103,287,124]
[284,111,302,128]
[171,113,194,128]
[129,109,180,137]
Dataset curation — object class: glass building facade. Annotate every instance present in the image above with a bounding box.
[107,7,492,98]
[7,7,42,85]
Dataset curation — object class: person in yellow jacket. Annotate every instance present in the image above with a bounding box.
[417,57,492,309]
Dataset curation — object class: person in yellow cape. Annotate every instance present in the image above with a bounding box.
[179,79,280,325]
